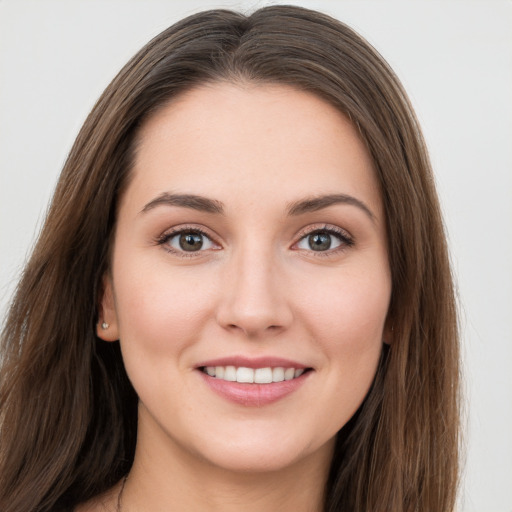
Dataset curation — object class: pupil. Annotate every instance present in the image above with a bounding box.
[179,232,203,251]
[309,232,331,251]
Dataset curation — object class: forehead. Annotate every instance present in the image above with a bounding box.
[125,82,382,217]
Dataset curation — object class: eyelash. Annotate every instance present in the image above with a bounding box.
[155,225,218,258]
[293,225,354,257]
[155,224,354,258]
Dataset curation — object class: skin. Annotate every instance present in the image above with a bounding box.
[85,82,391,511]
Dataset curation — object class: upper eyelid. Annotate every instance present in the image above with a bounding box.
[156,224,221,250]
[295,223,353,241]
[159,224,217,239]
[156,226,221,258]
[292,225,354,252]
[155,223,353,249]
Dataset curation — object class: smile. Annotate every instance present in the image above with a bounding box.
[196,357,313,406]
[201,366,305,384]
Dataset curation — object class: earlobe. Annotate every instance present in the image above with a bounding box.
[96,275,120,342]
[382,320,394,345]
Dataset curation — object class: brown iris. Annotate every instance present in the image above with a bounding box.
[179,232,204,251]
[308,232,331,251]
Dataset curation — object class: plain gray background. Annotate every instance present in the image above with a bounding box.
[1,1,511,510]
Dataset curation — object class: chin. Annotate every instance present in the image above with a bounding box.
[188,430,335,475]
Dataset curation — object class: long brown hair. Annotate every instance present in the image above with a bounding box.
[0,6,460,511]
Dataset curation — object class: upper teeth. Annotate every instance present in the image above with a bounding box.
[203,366,304,384]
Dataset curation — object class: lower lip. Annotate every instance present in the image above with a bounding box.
[199,370,311,407]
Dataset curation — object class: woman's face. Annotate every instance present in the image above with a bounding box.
[100,83,391,473]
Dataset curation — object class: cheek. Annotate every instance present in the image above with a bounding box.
[113,259,219,355]
[288,266,390,440]
[299,267,390,360]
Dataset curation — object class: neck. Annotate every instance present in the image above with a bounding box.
[121,409,333,512]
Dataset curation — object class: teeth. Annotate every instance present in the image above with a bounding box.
[215,366,224,379]
[272,367,285,382]
[254,367,272,384]
[236,367,254,383]
[203,365,307,383]
[224,366,236,382]
[284,368,295,380]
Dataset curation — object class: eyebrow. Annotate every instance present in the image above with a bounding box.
[140,193,225,215]
[140,192,374,221]
[287,194,375,221]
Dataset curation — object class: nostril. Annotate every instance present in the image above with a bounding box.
[226,323,283,333]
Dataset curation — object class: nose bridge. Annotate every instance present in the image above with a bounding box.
[216,238,292,336]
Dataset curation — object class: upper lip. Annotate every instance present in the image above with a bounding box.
[195,356,310,370]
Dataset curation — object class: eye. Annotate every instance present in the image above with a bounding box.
[295,227,352,252]
[160,229,217,253]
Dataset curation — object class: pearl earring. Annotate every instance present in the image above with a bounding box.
[101,322,109,330]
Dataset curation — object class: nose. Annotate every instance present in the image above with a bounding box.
[215,245,293,338]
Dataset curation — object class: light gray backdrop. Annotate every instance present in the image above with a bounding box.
[1,1,511,510]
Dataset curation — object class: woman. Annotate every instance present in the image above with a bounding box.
[0,5,460,511]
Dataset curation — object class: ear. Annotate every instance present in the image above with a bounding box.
[96,274,119,342]
[382,318,394,346]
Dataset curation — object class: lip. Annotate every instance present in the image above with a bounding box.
[195,356,309,370]
[199,371,311,407]
[196,356,312,407]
